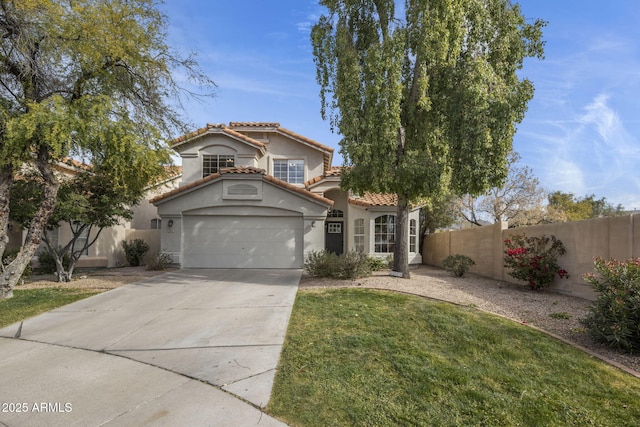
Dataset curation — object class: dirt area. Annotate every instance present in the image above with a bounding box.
[17,266,173,291]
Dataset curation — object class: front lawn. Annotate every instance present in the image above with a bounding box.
[0,288,99,328]
[268,288,640,426]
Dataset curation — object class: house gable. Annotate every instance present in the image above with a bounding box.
[171,122,334,188]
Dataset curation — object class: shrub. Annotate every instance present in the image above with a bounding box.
[304,250,372,279]
[442,254,475,277]
[339,251,372,279]
[2,248,32,279]
[582,257,640,353]
[366,256,388,272]
[36,248,70,275]
[504,234,569,291]
[121,239,150,267]
[146,252,174,271]
[304,250,339,278]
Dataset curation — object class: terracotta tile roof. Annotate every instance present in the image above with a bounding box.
[150,166,333,206]
[274,126,334,154]
[170,124,266,151]
[304,166,343,187]
[349,192,398,207]
[226,122,334,172]
[228,122,280,128]
[305,167,399,208]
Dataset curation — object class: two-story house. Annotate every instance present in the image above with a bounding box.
[150,122,422,269]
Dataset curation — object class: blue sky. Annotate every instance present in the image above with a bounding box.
[161,1,640,210]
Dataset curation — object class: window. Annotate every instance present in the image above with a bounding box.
[354,218,365,252]
[150,218,161,229]
[274,159,304,184]
[71,222,89,256]
[203,154,234,177]
[410,219,417,253]
[327,209,344,218]
[374,215,395,253]
[327,223,342,234]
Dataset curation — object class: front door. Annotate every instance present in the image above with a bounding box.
[325,222,344,255]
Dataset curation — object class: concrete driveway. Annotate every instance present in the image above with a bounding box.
[0,269,300,426]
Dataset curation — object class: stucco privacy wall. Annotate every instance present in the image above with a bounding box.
[422,214,640,300]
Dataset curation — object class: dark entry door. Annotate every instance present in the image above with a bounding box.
[325,222,344,255]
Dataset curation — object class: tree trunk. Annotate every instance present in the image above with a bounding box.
[0,164,13,260]
[0,151,59,299]
[393,194,410,279]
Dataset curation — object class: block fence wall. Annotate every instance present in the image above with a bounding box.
[421,214,640,300]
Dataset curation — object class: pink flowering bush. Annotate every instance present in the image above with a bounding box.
[582,257,640,353]
[503,234,568,291]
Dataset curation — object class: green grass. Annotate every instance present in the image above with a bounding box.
[268,288,640,426]
[0,288,99,328]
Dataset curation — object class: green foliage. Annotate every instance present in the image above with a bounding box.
[582,258,640,353]
[304,250,372,279]
[442,254,475,277]
[504,234,569,291]
[549,312,572,320]
[366,256,388,272]
[339,251,373,279]
[311,0,545,274]
[547,191,625,222]
[0,0,214,290]
[121,239,150,267]
[146,252,174,271]
[37,248,71,275]
[2,249,32,280]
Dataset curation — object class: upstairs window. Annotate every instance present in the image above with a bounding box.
[274,159,304,184]
[203,154,234,177]
[374,215,395,253]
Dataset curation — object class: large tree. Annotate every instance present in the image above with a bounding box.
[312,0,545,277]
[0,0,214,298]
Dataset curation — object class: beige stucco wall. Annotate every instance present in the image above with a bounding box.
[422,214,640,300]
[130,177,180,230]
[256,132,325,183]
[176,130,325,188]
[179,133,261,185]
[155,175,330,265]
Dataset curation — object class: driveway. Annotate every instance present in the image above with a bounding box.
[0,269,300,426]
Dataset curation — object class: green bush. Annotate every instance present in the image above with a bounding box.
[504,234,569,291]
[146,252,174,271]
[366,256,388,271]
[304,250,372,279]
[2,248,32,279]
[442,254,475,277]
[582,257,640,353]
[36,248,70,275]
[304,250,339,278]
[339,251,372,279]
[121,239,150,267]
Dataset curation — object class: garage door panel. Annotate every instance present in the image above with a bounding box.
[182,215,302,269]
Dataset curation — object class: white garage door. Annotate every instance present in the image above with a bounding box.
[182,215,303,269]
